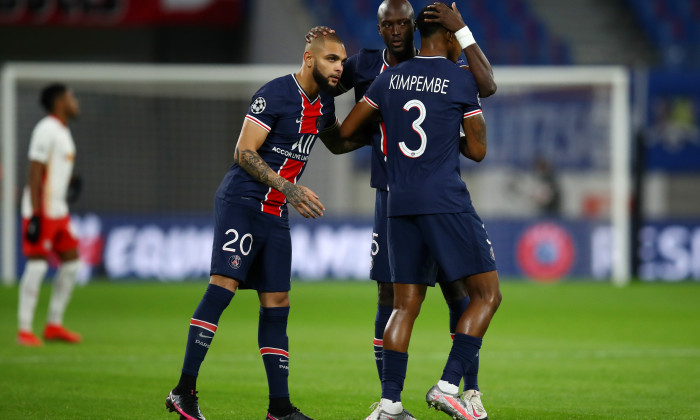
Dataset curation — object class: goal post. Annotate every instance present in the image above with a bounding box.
[1,63,631,285]
[491,66,631,286]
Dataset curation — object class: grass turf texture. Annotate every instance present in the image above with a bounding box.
[0,280,698,419]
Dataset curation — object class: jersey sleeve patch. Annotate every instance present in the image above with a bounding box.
[250,96,267,114]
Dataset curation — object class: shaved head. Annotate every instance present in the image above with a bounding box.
[377,0,414,22]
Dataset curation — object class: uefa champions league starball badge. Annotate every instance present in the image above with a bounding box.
[251,97,266,114]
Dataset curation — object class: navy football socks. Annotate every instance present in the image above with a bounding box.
[259,306,292,414]
[178,284,235,392]
[382,349,409,402]
[447,296,480,391]
[373,304,393,382]
[441,333,482,387]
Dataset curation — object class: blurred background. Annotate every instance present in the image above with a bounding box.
[1,0,699,284]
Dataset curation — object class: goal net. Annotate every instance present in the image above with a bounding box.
[1,63,630,285]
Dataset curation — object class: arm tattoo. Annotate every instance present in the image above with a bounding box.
[281,182,307,207]
[238,149,313,209]
[238,149,287,192]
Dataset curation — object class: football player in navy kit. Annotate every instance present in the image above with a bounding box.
[338,5,501,420]
[312,2,496,419]
[165,28,346,420]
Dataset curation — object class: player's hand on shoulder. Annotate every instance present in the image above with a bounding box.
[422,2,466,33]
[305,26,335,43]
[282,183,325,219]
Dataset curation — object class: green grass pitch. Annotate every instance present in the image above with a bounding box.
[1,280,699,419]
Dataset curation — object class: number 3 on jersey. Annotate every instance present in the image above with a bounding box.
[399,99,427,158]
[222,229,253,256]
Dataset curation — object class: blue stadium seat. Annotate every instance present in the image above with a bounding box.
[305,0,571,65]
[624,0,699,67]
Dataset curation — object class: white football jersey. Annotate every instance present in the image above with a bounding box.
[21,115,76,218]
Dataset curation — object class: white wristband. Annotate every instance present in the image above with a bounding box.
[455,26,476,49]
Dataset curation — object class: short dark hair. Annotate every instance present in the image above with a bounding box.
[40,83,68,112]
[416,4,448,38]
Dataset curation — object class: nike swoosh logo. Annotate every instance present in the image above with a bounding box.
[473,406,483,418]
[199,332,213,339]
[486,239,491,244]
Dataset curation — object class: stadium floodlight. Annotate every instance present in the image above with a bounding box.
[1,63,630,286]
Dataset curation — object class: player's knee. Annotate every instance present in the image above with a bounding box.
[486,289,502,312]
[394,296,423,318]
[441,280,469,302]
[377,282,394,306]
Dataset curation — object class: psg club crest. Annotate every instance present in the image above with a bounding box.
[516,222,575,282]
[251,97,266,114]
[228,255,242,269]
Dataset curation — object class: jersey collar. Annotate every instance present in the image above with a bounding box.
[291,74,319,104]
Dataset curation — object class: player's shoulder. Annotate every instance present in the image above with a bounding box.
[33,116,64,136]
[257,74,295,95]
[353,48,385,66]
[251,74,295,108]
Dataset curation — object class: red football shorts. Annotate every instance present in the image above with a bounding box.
[22,216,79,258]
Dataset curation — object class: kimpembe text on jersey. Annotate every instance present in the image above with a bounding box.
[389,74,450,94]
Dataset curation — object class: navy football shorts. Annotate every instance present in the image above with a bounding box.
[372,189,445,284]
[388,211,497,285]
[369,189,392,283]
[210,197,292,292]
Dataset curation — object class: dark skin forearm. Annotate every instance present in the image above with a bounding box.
[461,114,488,162]
[28,161,45,214]
[423,2,497,98]
[319,123,371,155]
[462,43,497,97]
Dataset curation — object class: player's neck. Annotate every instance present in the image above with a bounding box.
[49,113,69,126]
[385,47,417,67]
[294,70,319,100]
[417,43,447,59]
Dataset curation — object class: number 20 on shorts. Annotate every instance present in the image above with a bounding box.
[222,229,253,255]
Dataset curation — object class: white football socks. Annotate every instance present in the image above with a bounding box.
[380,398,403,415]
[438,379,459,395]
[48,259,80,325]
[18,259,49,331]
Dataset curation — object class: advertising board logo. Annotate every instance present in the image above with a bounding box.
[516,222,575,282]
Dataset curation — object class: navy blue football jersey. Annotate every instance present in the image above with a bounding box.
[340,48,391,191]
[216,74,337,218]
[363,55,483,217]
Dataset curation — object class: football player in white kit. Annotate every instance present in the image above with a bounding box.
[17,83,82,346]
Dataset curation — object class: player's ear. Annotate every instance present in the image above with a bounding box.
[303,50,313,68]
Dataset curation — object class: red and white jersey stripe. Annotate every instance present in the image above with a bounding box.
[261,158,305,216]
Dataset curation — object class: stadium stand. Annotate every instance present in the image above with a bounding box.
[306,0,572,65]
[625,0,700,67]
